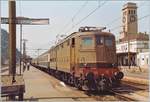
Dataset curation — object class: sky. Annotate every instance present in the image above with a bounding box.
[1,0,150,58]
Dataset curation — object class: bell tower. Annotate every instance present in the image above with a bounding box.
[120,2,138,38]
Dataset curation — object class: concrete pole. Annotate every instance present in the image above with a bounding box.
[37,49,40,65]
[23,41,25,62]
[128,33,130,69]
[9,0,16,82]
[22,39,27,63]
[20,24,22,75]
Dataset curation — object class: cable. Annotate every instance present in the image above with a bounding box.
[57,1,88,35]
[110,14,150,31]
[106,1,148,31]
[19,0,22,17]
[105,16,121,27]
[72,0,88,21]
[65,1,107,34]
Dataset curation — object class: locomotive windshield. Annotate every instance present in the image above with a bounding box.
[96,35,104,45]
[105,36,113,46]
[96,35,113,46]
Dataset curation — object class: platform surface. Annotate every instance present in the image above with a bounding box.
[23,66,92,101]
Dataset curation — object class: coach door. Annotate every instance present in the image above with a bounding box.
[70,38,75,73]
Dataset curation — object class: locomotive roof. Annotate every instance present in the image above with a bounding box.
[50,31,114,50]
[36,31,115,59]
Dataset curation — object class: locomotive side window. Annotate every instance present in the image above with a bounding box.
[105,36,113,46]
[82,37,92,46]
[96,35,104,45]
[72,38,75,47]
[67,40,70,46]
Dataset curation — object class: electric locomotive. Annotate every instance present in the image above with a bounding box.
[32,26,124,91]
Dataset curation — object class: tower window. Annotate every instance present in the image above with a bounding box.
[129,10,130,14]
[131,10,133,14]
[134,10,135,14]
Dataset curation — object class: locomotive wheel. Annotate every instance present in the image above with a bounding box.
[74,78,82,90]
[67,75,72,85]
[74,78,79,88]
[86,72,97,91]
[63,73,68,83]
[68,75,74,86]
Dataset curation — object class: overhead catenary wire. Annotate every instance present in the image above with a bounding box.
[57,1,88,36]
[105,16,121,28]
[65,1,107,34]
[72,0,88,21]
[19,0,22,17]
[110,14,150,31]
[106,1,148,31]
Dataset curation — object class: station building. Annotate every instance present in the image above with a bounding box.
[116,2,149,68]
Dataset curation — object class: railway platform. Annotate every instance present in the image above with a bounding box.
[120,66,149,85]
[122,76,149,85]
[22,66,94,101]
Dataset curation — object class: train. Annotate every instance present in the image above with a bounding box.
[31,26,124,91]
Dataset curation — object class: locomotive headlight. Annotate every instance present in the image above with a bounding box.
[101,74,104,76]
[114,72,117,76]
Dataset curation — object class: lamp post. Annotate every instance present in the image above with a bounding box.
[127,33,130,69]
[20,23,22,75]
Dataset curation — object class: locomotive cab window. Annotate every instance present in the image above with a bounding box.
[82,37,92,46]
[96,35,104,45]
[105,36,113,46]
[71,38,75,47]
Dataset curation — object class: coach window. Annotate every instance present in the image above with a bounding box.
[96,35,104,45]
[72,38,75,47]
[105,36,113,46]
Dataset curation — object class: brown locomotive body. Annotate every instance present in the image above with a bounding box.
[32,27,124,91]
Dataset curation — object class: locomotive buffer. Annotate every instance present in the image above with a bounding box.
[1,0,49,100]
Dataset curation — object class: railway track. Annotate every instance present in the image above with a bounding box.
[23,96,95,101]
[33,65,149,101]
[83,89,137,101]
[121,80,148,90]
[110,89,137,101]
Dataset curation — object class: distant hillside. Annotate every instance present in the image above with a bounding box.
[1,29,20,65]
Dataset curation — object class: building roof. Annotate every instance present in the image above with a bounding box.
[119,33,149,42]
[122,2,137,10]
